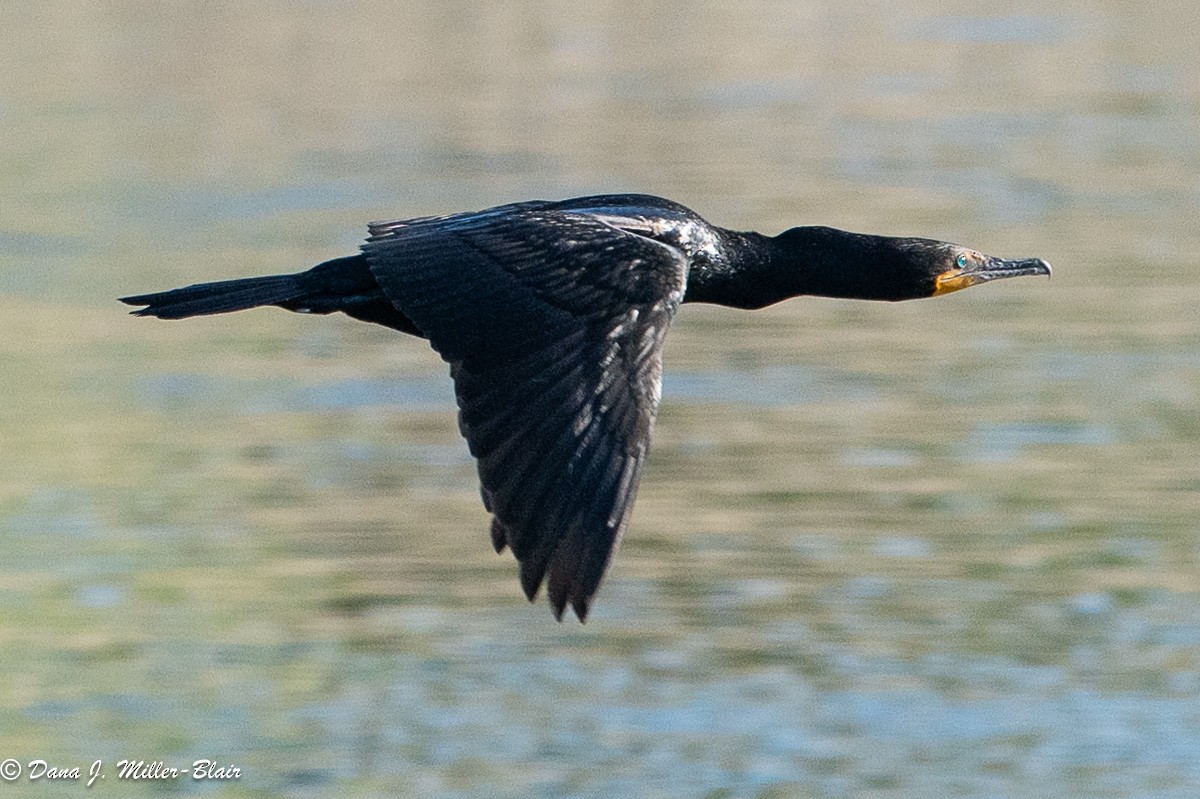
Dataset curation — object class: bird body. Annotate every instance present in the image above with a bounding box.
[122,194,1051,620]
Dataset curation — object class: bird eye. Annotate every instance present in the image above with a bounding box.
[955,253,969,269]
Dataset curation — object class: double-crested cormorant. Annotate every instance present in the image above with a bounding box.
[122,193,1051,620]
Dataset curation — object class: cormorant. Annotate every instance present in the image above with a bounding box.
[121,193,1051,620]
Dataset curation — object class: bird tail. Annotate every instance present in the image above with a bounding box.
[120,274,305,320]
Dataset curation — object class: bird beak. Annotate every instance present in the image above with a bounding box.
[934,256,1052,296]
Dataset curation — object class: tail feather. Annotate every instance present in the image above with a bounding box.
[120,274,303,319]
[120,255,421,333]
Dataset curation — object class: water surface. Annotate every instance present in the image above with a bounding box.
[3,1,1199,796]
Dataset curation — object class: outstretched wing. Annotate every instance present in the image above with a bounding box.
[362,207,689,620]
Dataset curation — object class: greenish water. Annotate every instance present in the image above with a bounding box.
[3,1,1199,796]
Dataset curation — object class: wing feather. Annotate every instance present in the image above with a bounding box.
[362,206,687,619]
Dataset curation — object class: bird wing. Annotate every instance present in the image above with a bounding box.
[362,208,690,620]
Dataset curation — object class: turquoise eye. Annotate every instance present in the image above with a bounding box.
[956,253,968,268]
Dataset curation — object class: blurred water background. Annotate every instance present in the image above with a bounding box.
[2,1,1199,796]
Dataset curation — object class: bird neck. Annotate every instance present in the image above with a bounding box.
[685,226,868,309]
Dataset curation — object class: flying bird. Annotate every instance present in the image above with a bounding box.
[122,193,1051,620]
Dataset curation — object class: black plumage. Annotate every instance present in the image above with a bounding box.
[121,193,1051,620]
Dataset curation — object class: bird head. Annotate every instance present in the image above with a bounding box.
[770,227,1052,303]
